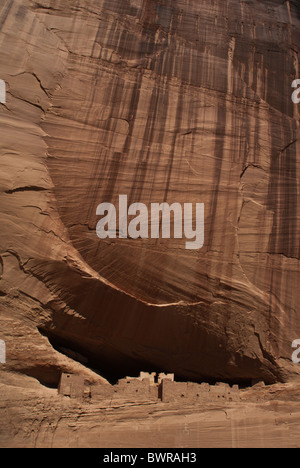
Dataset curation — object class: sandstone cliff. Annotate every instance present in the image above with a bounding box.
[0,0,300,395]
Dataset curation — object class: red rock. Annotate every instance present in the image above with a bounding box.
[0,0,300,401]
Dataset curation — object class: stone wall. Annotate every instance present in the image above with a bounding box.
[58,373,90,399]
[161,380,240,403]
[160,380,240,403]
[110,377,159,402]
[58,373,241,404]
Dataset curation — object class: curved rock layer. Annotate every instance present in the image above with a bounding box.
[0,0,300,385]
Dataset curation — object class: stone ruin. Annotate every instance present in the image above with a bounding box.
[58,373,90,399]
[160,380,240,403]
[58,372,241,404]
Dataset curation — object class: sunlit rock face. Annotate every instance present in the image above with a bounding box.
[0,0,300,386]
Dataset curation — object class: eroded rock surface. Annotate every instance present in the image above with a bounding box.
[0,0,300,396]
[1,371,300,448]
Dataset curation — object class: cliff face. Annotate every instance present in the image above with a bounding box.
[0,0,300,387]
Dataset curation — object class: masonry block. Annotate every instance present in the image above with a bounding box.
[58,373,85,399]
